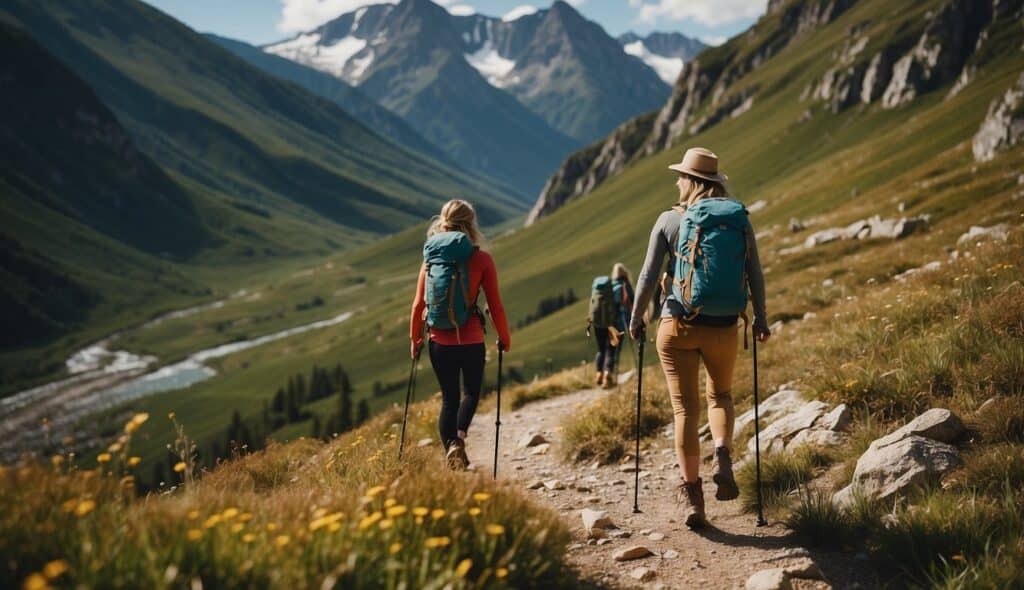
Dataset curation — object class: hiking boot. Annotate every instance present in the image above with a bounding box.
[445,438,469,471]
[595,371,605,387]
[676,478,707,528]
[712,446,739,501]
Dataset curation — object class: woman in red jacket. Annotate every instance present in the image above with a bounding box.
[410,199,511,470]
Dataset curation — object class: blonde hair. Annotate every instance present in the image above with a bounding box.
[611,263,632,286]
[428,199,485,246]
[678,173,728,208]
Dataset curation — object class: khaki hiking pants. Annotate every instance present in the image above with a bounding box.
[656,317,738,463]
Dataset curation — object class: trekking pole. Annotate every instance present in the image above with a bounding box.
[493,341,504,479]
[752,336,767,527]
[398,347,420,460]
[632,328,645,514]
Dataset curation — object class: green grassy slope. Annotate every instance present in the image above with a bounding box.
[0,0,526,391]
[87,0,1024,480]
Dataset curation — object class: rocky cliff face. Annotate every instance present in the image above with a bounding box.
[525,112,656,226]
[973,72,1024,161]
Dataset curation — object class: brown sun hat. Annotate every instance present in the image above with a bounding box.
[668,147,728,182]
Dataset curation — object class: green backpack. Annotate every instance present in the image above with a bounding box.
[672,198,749,317]
[423,231,476,332]
[588,276,618,329]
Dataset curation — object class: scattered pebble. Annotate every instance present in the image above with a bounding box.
[613,546,655,562]
[630,567,657,582]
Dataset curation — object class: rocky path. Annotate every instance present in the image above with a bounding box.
[465,386,875,589]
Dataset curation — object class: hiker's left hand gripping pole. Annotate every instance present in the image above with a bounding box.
[399,342,422,461]
[633,327,645,514]
[493,340,505,479]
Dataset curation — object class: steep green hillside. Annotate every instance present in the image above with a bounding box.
[0,0,524,389]
[94,0,1024,483]
[205,33,450,166]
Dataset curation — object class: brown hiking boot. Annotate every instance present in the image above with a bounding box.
[712,446,739,501]
[676,478,707,528]
[595,371,604,387]
[445,438,469,471]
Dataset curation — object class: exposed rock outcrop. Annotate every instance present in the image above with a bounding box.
[799,214,930,249]
[525,112,655,226]
[833,408,965,505]
[972,72,1024,162]
[881,0,993,109]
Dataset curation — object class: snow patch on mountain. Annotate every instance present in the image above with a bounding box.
[465,41,516,87]
[623,40,684,84]
[502,5,538,23]
[265,33,371,82]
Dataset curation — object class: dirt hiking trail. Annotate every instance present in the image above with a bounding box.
[464,386,877,589]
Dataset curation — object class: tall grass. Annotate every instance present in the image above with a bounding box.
[507,367,591,410]
[0,404,575,590]
[560,367,673,464]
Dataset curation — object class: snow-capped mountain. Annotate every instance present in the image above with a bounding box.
[263,0,671,197]
[618,32,707,84]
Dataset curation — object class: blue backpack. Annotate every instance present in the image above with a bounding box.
[423,231,477,335]
[672,198,749,317]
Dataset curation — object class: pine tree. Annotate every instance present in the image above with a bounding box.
[357,399,370,425]
[311,414,322,439]
[295,373,306,405]
[272,388,285,413]
[338,385,353,433]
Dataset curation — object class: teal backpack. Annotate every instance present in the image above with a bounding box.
[423,231,477,334]
[672,198,749,317]
[588,276,618,329]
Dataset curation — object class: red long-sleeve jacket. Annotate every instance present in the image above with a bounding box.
[410,249,512,348]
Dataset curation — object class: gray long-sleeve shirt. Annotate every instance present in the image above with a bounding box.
[629,207,768,332]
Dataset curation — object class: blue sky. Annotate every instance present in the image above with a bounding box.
[143,0,765,46]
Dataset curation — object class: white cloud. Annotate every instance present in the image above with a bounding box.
[701,35,727,46]
[278,0,398,34]
[631,0,766,27]
[501,5,538,22]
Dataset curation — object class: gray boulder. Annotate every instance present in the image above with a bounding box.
[747,400,830,455]
[733,389,808,439]
[957,224,1011,245]
[834,435,962,505]
[820,403,852,432]
[870,408,964,449]
[786,428,846,451]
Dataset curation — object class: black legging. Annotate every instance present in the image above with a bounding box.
[428,341,486,449]
[594,327,621,373]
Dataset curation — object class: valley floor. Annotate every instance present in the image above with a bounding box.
[465,386,877,589]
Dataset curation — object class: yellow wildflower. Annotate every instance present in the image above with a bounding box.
[266,523,279,532]
[378,518,394,530]
[274,535,291,548]
[389,542,402,555]
[496,567,508,579]
[328,522,341,533]
[173,462,186,473]
[468,507,482,517]
[385,505,407,518]
[21,572,48,590]
[313,508,327,518]
[186,510,200,520]
[455,558,472,578]
[485,524,505,536]
[424,536,451,549]
[472,492,491,502]
[127,456,141,467]
[186,529,202,541]
[42,559,69,579]
[230,523,244,534]
[107,442,122,453]
[222,507,239,519]
[431,508,446,520]
[365,485,387,498]
[242,533,256,543]
[412,507,429,517]
[124,422,139,435]
[203,515,222,529]
[74,500,95,517]
[132,413,150,425]
[96,453,111,464]
[358,512,383,530]
[384,498,397,508]
[239,512,253,522]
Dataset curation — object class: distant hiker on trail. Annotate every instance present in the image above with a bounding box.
[629,147,770,529]
[587,263,634,388]
[410,199,511,471]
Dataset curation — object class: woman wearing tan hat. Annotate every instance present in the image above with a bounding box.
[629,147,769,528]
